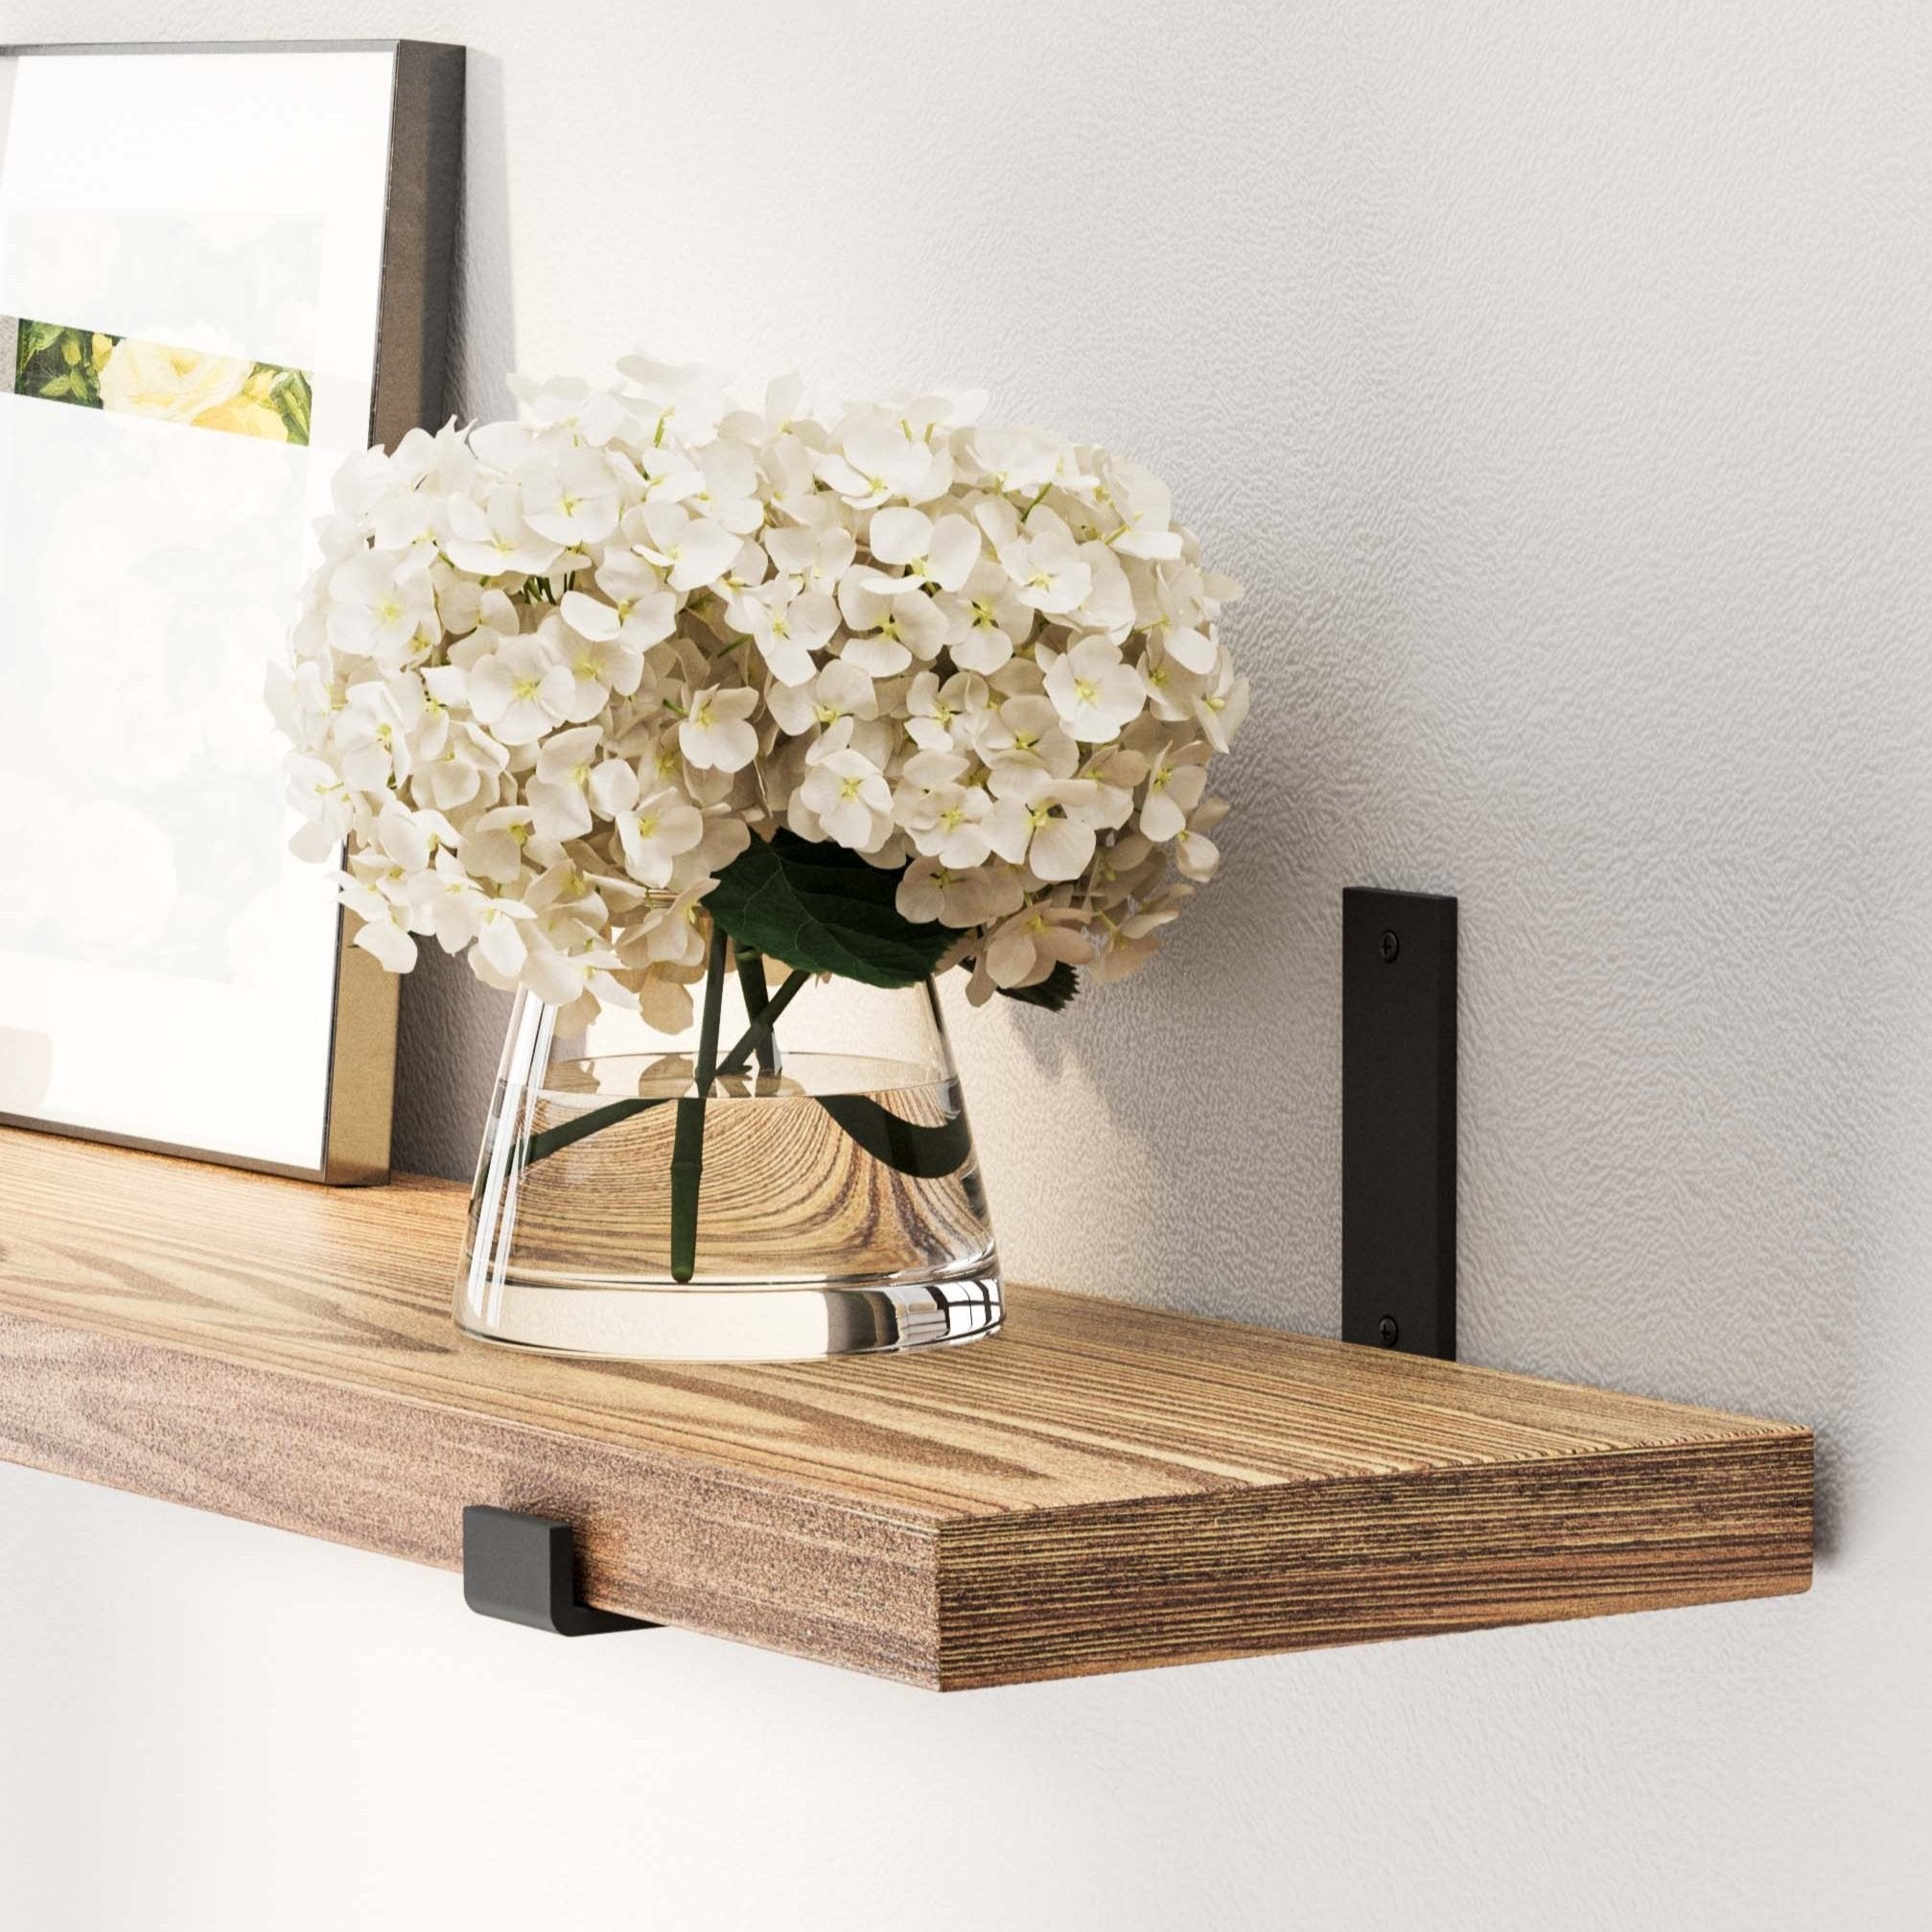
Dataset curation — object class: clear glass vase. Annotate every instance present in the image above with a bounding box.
[456,967,1002,1362]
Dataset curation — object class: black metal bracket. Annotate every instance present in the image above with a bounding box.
[462,1505,654,1637]
[1342,888,1457,1361]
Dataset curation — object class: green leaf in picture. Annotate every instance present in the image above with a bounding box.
[24,320,63,358]
[38,375,72,398]
[269,367,312,443]
[706,829,955,989]
[997,960,1082,1013]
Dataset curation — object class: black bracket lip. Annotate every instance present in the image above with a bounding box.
[1342,887,1457,1362]
[461,1505,654,1637]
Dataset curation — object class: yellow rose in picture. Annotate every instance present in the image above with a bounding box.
[191,394,290,440]
[97,337,252,423]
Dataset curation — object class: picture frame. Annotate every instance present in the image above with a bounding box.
[0,37,463,1181]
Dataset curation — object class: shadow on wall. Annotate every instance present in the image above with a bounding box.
[443,51,515,424]
[390,50,519,1185]
[976,665,1339,1341]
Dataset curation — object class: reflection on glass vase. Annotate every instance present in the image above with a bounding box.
[457,962,1001,1362]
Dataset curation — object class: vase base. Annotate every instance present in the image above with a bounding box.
[455,1267,1002,1362]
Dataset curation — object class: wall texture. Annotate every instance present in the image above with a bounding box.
[3,3,1928,1926]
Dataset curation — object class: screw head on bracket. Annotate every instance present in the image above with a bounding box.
[1378,1315,1400,1347]
[1379,929,1401,964]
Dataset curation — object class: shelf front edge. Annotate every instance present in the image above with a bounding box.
[0,1292,1811,1691]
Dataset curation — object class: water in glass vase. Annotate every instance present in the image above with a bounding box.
[457,976,1001,1361]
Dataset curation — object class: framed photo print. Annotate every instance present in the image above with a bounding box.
[0,39,462,1179]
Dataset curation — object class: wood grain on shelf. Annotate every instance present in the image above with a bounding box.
[0,1128,1812,1689]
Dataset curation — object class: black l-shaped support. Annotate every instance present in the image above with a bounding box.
[462,1505,653,1636]
[1342,887,1457,1361]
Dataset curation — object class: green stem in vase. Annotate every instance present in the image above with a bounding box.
[669,925,730,1284]
[734,947,781,1076]
[519,967,812,1170]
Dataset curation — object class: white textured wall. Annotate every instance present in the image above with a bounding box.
[4,3,1928,1925]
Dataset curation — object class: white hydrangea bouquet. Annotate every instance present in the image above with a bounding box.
[269,356,1246,1036]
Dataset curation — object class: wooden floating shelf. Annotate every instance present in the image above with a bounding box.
[0,1129,1810,1690]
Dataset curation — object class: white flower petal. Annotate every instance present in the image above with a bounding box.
[868,506,931,567]
[353,916,418,972]
[1029,817,1097,882]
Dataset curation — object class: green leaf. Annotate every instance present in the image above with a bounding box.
[269,366,312,444]
[23,320,63,358]
[706,829,953,989]
[998,960,1081,1012]
[38,374,72,398]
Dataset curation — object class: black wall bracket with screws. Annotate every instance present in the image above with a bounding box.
[1342,886,1457,1361]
